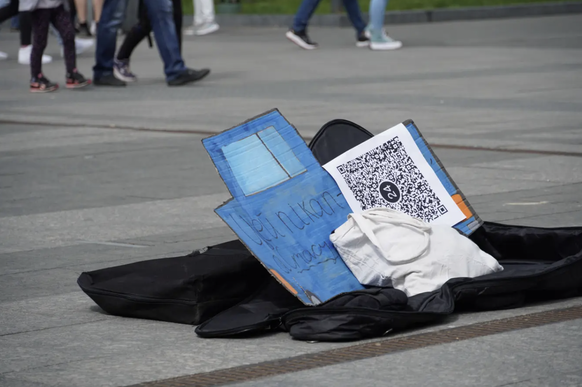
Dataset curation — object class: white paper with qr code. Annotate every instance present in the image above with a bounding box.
[323,123,465,227]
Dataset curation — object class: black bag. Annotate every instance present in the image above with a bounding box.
[77,240,269,325]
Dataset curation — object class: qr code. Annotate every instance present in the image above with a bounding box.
[336,136,448,222]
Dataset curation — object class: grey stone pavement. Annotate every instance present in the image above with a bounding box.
[1,13,582,387]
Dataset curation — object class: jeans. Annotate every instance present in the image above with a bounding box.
[93,0,128,79]
[292,0,366,36]
[369,0,389,31]
[142,0,186,81]
[93,0,186,81]
[117,0,182,61]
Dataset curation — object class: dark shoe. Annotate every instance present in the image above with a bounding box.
[356,31,370,48]
[167,68,210,86]
[113,59,137,82]
[78,22,92,37]
[285,29,318,50]
[66,69,92,89]
[30,74,59,93]
[94,74,126,87]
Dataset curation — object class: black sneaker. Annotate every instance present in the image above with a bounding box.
[285,29,318,50]
[94,74,126,87]
[356,31,370,48]
[66,69,92,89]
[78,22,92,37]
[167,68,210,86]
[30,74,59,93]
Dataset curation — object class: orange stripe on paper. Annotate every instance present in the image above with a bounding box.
[452,194,473,219]
[270,269,298,295]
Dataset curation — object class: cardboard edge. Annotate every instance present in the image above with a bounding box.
[404,119,484,233]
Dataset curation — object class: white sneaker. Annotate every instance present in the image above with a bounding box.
[90,21,97,36]
[60,38,94,57]
[183,26,196,36]
[0,51,7,60]
[194,22,219,36]
[18,45,53,65]
[369,30,402,51]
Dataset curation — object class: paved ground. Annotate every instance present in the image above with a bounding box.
[0,14,582,387]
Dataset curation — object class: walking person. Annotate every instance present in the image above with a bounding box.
[286,0,369,50]
[19,0,91,92]
[67,0,102,36]
[184,0,219,36]
[1,0,53,62]
[0,3,91,63]
[367,0,401,50]
[93,0,209,87]
[0,0,51,61]
[69,0,91,36]
[113,0,182,82]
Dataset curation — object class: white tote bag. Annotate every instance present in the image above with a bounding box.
[330,208,503,297]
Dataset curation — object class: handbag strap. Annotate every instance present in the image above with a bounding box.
[349,209,430,264]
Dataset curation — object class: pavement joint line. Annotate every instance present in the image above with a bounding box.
[126,305,582,387]
[76,240,151,248]
[429,143,582,158]
[0,120,217,137]
[0,318,111,338]
[2,120,581,158]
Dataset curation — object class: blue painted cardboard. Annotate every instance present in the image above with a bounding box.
[202,109,364,305]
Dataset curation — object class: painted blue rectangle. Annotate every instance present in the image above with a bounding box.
[222,134,290,196]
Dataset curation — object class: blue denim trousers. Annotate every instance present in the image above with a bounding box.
[369,0,389,31]
[291,0,366,36]
[93,0,186,81]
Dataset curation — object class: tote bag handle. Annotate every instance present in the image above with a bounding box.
[349,209,430,265]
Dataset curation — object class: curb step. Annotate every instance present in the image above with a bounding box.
[180,2,582,27]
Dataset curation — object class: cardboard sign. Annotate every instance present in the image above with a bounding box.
[324,120,482,235]
[202,110,364,305]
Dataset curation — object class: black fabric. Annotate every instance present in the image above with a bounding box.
[77,240,270,325]
[19,12,33,47]
[452,221,582,311]
[195,275,303,338]
[0,1,32,47]
[283,288,417,342]
[0,0,18,24]
[308,119,374,165]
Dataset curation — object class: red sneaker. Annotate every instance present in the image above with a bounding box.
[30,74,59,93]
[66,69,92,89]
